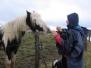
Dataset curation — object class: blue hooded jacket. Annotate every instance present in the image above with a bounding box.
[67,13,79,28]
[62,13,88,68]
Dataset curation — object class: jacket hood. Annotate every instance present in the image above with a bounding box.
[67,13,79,28]
[75,27,88,37]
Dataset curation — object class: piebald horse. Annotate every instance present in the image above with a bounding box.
[0,11,50,68]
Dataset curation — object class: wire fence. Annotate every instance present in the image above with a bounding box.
[0,32,91,68]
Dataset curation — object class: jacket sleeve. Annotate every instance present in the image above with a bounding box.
[54,34,62,46]
[71,32,84,57]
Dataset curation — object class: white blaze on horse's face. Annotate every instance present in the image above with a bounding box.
[26,11,50,34]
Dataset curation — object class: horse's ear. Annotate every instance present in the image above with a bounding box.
[26,10,31,15]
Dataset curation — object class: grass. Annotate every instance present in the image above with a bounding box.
[84,41,91,68]
[0,33,91,68]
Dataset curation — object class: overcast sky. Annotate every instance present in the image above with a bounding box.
[0,0,91,30]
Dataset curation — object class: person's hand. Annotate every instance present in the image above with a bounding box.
[56,26,62,33]
[51,30,59,36]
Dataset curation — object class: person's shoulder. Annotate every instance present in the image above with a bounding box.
[62,28,80,35]
[68,29,80,36]
[67,29,76,33]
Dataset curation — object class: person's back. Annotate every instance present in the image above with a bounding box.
[65,28,84,68]
[51,13,88,68]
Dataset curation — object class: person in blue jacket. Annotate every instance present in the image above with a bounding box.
[51,13,88,68]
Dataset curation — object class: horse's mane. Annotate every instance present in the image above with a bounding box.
[1,15,29,42]
[2,12,42,33]
[1,12,46,44]
[2,15,29,32]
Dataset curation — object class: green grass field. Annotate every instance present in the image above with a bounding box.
[0,33,91,68]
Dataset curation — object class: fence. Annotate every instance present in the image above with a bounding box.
[0,31,91,68]
[88,30,91,42]
[35,32,40,68]
[35,30,91,68]
[84,30,91,68]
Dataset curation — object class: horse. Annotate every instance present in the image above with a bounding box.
[0,11,50,68]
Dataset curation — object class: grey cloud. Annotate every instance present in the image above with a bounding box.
[0,0,91,29]
[0,0,38,25]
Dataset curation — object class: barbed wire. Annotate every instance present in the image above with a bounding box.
[39,42,48,68]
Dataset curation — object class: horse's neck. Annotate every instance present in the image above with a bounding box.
[16,16,30,32]
[2,15,30,33]
[1,16,31,43]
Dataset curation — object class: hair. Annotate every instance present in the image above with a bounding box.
[1,11,49,48]
[0,11,50,68]
[2,15,28,47]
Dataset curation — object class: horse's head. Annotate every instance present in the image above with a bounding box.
[26,11,50,33]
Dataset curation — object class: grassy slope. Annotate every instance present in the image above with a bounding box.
[84,41,91,68]
[0,33,91,68]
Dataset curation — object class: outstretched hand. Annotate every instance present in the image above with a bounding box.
[51,30,59,36]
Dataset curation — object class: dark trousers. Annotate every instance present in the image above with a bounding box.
[62,57,67,68]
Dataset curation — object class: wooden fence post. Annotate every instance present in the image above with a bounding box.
[89,33,90,42]
[35,32,40,68]
[89,30,91,42]
[84,37,87,51]
[89,33,91,42]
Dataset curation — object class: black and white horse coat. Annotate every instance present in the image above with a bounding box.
[0,11,50,68]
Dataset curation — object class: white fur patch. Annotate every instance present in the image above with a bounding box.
[2,15,30,48]
[30,12,48,33]
[11,52,16,62]
[6,55,12,68]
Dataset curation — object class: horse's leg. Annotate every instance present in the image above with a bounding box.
[5,47,12,68]
[11,52,16,68]
[11,46,18,68]
[5,52,16,68]
[5,55,11,68]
